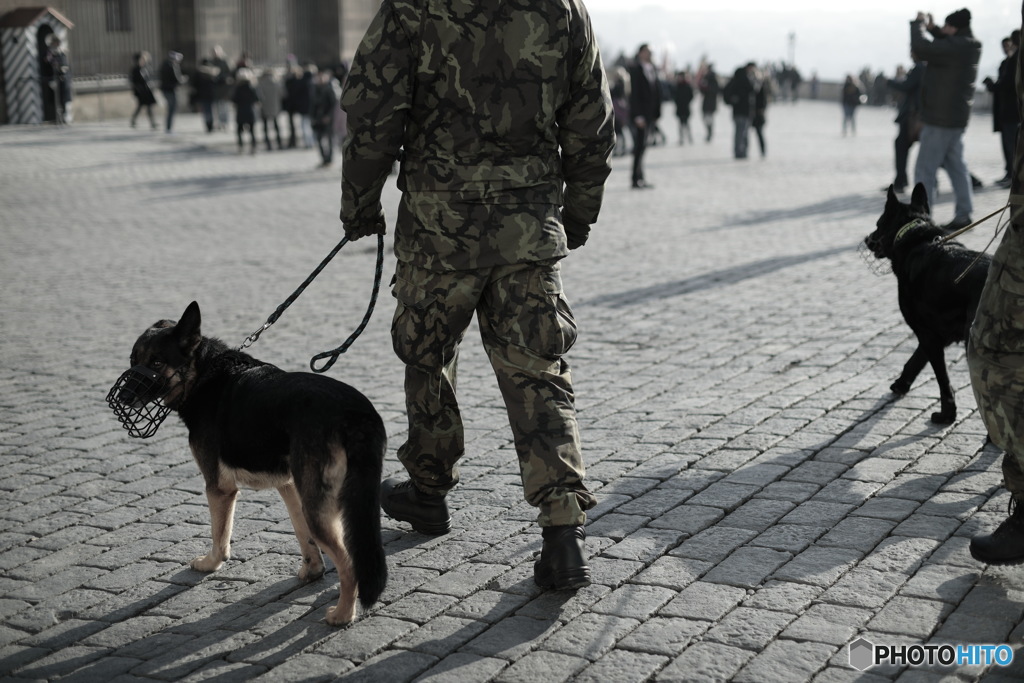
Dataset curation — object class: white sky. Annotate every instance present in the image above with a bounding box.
[582,1,1018,82]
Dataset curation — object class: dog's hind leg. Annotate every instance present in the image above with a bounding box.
[308,509,357,626]
[298,444,358,626]
[277,482,325,581]
[892,346,928,395]
[193,485,238,572]
[926,346,956,424]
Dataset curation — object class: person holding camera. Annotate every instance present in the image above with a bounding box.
[910,8,981,231]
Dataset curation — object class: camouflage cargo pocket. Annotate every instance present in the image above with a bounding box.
[391,274,447,372]
[490,266,578,360]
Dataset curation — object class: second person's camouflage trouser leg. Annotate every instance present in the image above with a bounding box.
[968,222,1024,497]
[390,259,596,527]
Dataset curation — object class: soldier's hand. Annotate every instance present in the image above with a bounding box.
[342,209,386,241]
[564,219,590,250]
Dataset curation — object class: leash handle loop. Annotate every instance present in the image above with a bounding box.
[309,233,385,373]
[238,233,386,373]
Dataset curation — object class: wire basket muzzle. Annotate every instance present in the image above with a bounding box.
[106,365,172,439]
[857,240,892,276]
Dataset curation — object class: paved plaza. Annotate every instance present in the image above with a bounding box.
[1,99,1021,682]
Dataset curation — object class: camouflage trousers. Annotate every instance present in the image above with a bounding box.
[390,258,596,527]
[968,222,1024,496]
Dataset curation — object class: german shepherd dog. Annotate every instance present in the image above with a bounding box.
[113,301,387,625]
[864,184,991,424]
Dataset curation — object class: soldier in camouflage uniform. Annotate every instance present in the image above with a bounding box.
[339,0,615,589]
[967,16,1024,565]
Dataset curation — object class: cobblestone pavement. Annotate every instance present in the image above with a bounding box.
[1,100,1022,682]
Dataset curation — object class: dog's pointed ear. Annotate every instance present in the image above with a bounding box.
[910,183,929,215]
[174,301,202,353]
[886,184,899,207]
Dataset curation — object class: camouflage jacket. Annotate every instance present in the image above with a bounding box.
[340,0,615,270]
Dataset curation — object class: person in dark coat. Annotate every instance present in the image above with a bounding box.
[297,64,317,148]
[193,58,218,133]
[627,43,661,189]
[752,71,769,157]
[283,62,301,148]
[231,69,260,153]
[42,34,72,123]
[129,51,157,130]
[158,51,186,133]
[699,64,719,142]
[673,70,694,145]
[723,62,757,159]
[984,32,1020,186]
[311,70,338,166]
[886,53,925,192]
[841,75,864,136]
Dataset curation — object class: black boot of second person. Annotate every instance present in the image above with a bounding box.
[970,497,1024,565]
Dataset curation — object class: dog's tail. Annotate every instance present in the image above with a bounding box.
[341,420,388,608]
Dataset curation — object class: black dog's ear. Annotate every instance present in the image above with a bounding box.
[885,184,899,207]
[910,183,929,215]
[174,301,202,354]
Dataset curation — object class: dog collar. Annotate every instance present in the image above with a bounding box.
[894,219,926,244]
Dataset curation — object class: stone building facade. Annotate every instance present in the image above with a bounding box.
[0,0,378,124]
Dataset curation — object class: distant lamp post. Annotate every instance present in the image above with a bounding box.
[788,31,796,66]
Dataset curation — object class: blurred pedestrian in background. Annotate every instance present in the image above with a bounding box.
[673,70,694,145]
[698,62,719,142]
[211,46,233,131]
[723,62,757,159]
[311,69,338,167]
[885,51,925,193]
[983,31,1020,188]
[232,68,259,153]
[129,51,157,130]
[841,74,864,136]
[158,51,185,134]
[628,43,661,188]
[257,68,284,151]
[752,68,769,158]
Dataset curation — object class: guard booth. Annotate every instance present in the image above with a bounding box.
[0,6,74,124]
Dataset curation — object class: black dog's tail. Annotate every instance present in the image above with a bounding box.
[340,418,388,608]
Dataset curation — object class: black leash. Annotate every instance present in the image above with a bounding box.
[239,233,386,373]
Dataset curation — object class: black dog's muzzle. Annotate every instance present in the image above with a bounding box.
[106,365,173,438]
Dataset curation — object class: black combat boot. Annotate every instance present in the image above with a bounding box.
[380,478,451,535]
[534,525,591,590]
[970,497,1024,565]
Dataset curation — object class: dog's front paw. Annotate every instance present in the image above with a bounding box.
[191,554,225,572]
[890,378,912,395]
[931,406,956,424]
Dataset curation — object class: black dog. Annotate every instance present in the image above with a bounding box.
[864,184,991,424]
[110,301,387,625]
